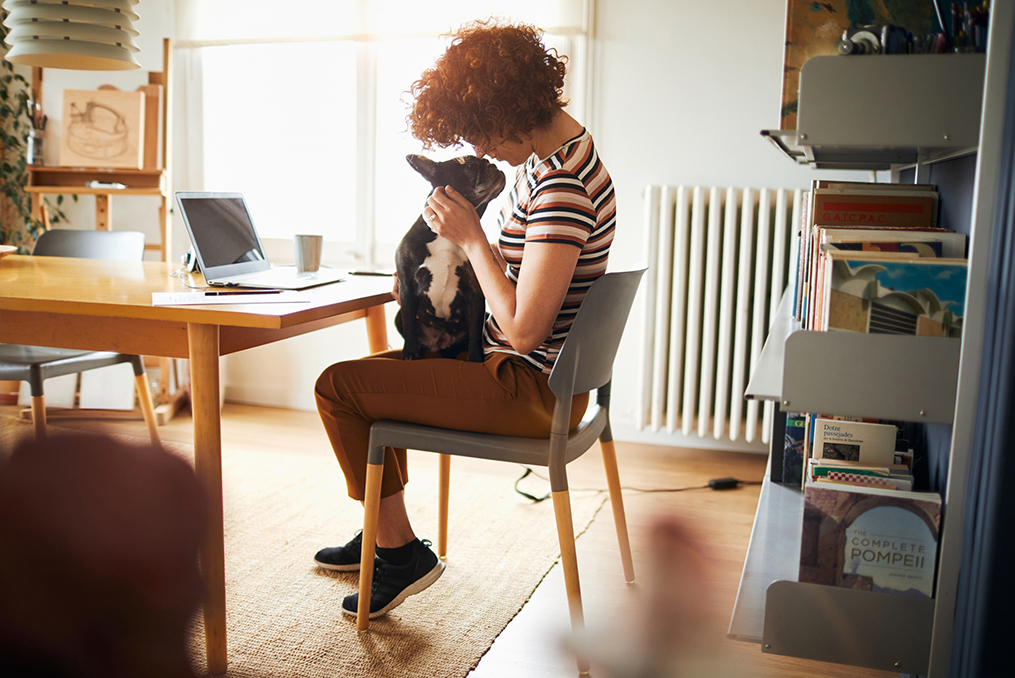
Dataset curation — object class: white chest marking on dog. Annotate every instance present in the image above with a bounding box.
[420,236,467,318]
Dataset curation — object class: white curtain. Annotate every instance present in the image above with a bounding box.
[174,0,588,47]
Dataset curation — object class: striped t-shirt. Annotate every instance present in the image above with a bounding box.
[483,129,616,373]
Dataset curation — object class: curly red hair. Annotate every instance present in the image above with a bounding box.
[408,20,568,150]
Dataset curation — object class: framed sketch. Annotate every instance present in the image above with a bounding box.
[59,89,145,169]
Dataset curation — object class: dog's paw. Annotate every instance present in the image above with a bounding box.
[401,346,424,361]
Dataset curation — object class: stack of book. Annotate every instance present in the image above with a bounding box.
[779,413,912,487]
[796,414,940,599]
[779,181,953,600]
[792,180,969,335]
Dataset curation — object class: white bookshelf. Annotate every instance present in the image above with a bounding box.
[730,39,1012,675]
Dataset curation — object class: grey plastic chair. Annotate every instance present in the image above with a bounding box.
[0,230,161,447]
[355,268,646,670]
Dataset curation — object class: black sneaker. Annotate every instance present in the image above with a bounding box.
[314,531,364,571]
[341,539,445,618]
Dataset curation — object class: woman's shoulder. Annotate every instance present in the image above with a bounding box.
[549,128,592,162]
[531,132,610,190]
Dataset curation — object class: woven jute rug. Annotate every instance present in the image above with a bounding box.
[1,416,605,677]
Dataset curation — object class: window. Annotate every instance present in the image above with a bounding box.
[201,41,359,243]
[182,1,590,267]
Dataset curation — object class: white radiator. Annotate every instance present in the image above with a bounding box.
[637,185,802,445]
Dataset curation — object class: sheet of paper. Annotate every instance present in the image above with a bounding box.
[152,292,312,306]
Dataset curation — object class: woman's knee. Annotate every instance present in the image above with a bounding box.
[315,361,351,403]
[316,351,403,401]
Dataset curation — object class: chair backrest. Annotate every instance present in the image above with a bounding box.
[547,268,646,401]
[32,230,146,262]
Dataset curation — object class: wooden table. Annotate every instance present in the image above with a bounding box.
[0,255,393,673]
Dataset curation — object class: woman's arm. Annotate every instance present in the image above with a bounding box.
[427,185,579,356]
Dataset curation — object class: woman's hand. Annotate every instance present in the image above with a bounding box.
[424,186,485,250]
[426,185,579,356]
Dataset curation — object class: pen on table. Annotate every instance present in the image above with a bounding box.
[204,290,283,296]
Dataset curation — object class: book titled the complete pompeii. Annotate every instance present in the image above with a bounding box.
[799,482,942,598]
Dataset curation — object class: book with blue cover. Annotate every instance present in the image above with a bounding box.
[818,255,967,336]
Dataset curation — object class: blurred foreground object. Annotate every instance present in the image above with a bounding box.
[576,515,743,678]
[0,432,205,678]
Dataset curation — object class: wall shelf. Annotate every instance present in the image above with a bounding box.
[27,166,166,192]
[26,167,168,252]
[746,291,961,424]
[761,54,985,171]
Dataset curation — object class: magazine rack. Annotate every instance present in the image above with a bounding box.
[730,33,1012,678]
[729,290,949,674]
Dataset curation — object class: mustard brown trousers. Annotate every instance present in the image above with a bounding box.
[315,349,589,501]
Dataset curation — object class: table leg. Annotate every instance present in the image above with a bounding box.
[365,304,388,354]
[188,323,227,674]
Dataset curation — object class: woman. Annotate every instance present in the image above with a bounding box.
[314,19,616,618]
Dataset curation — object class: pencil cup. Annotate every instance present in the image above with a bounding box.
[294,234,323,273]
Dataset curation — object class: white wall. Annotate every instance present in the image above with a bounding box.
[568,0,869,448]
[38,1,872,449]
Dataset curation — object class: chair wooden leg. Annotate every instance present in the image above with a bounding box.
[30,395,47,441]
[357,462,384,632]
[134,373,162,449]
[438,454,450,559]
[601,439,635,583]
[551,489,589,674]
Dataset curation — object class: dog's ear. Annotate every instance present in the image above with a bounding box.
[406,154,439,183]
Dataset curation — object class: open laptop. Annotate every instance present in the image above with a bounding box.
[175,191,346,289]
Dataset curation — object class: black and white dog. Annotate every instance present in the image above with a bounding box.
[395,154,506,362]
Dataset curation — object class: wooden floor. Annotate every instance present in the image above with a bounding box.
[4,403,898,678]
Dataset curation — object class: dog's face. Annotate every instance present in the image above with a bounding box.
[406,154,506,208]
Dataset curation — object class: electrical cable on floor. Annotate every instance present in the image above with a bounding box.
[512,465,763,503]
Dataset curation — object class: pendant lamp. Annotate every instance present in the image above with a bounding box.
[2,0,140,71]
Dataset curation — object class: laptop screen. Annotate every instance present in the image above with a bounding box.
[177,193,266,270]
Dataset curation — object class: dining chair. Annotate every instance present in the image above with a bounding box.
[355,268,646,671]
[0,230,161,447]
